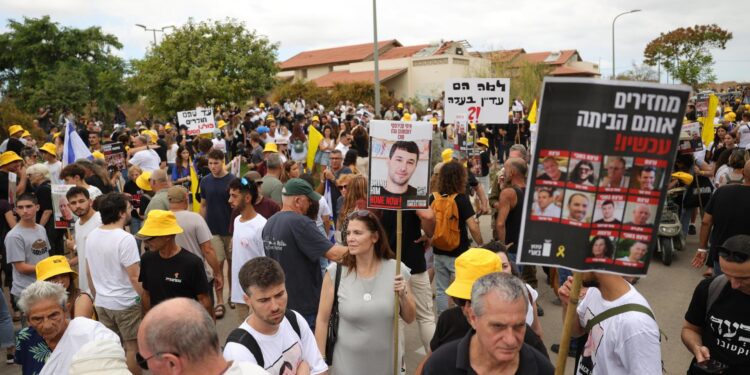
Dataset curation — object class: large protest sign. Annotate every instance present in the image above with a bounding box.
[367,120,432,210]
[177,107,216,136]
[517,78,690,276]
[52,184,76,229]
[445,78,510,124]
[102,142,126,171]
[679,122,703,154]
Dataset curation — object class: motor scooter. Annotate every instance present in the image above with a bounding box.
[656,187,687,265]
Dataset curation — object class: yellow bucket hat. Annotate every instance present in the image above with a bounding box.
[430,117,438,125]
[312,115,320,122]
[477,137,489,148]
[259,102,265,108]
[397,102,404,109]
[145,130,158,143]
[445,248,501,300]
[266,115,275,122]
[8,125,24,136]
[21,130,31,138]
[0,151,23,167]
[40,143,57,156]
[92,151,105,160]
[402,113,412,121]
[136,210,184,240]
[136,171,152,191]
[36,255,77,281]
[441,148,454,163]
[263,142,278,153]
[217,120,226,129]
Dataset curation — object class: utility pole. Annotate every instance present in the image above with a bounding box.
[135,24,175,46]
[372,0,381,119]
[611,9,641,79]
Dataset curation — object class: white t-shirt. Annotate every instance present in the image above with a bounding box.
[74,211,102,293]
[45,160,63,185]
[40,317,120,375]
[315,197,332,234]
[212,138,227,153]
[334,143,349,155]
[223,311,328,375]
[167,144,179,164]
[576,284,661,375]
[85,227,141,310]
[87,185,102,201]
[737,123,750,149]
[225,360,270,375]
[274,132,291,145]
[231,214,267,304]
[129,149,161,172]
[525,283,538,327]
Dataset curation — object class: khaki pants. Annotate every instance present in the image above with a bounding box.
[212,235,233,264]
[96,304,142,341]
[399,271,436,353]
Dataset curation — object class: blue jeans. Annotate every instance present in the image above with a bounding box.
[434,254,456,315]
[301,313,316,332]
[558,268,573,287]
[130,216,143,252]
[0,295,13,348]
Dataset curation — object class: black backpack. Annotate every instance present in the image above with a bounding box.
[225,309,301,367]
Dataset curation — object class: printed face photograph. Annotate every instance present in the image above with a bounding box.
[588,235,616,259]
[598,156,632,189]
[532,187,562,217]
[631,166,661,191]
[536,155,568,182]
[562,190,595,223]
[623,201,657,226]
[592,197,625,224]
[615,239,650,264]
[567,159,600,187]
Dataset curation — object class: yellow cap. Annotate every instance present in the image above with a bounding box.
[217,120,226,129]
[21,130,31,138]
[397,103,403,109]
[92,151,105,160]
[430,117,438,125]
[259,102,265,108]
[36,255,77,282]
[136,171,152,191]
[8,125,24,136]
[441,148,454,163]
[0,151,23,167]
[53,132,62,140]
[165,124,173,130]
[136,210,184,240]
[40,143,57,156]
[263,142,278,153]
[724,113,736,122]
[671,171,694,186]
[266,115,275,122]
[402,113,412,121]
[312,115,320,122]
[477,137,489,148]
[445,248,501,300]
[145,130,158,143]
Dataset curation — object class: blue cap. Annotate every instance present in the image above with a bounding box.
[257,126,270,134]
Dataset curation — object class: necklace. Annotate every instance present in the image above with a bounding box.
[361,277,375,302]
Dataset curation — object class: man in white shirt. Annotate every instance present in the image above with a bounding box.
[39,143,63,185]
[224,257,327,374]
[85,192,144,375]
[335,132,352,155]
[128,135,161,172]
[227,177,267,318]
[64,186,101,292]
[558,272,661,374]
[531,187,561,217]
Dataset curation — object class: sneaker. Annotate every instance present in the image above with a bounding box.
[688,224,697,235]
[550,343,577,358]
[6,354,13,364]
[537,305,545,317]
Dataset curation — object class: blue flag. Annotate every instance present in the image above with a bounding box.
[62,119,93,166]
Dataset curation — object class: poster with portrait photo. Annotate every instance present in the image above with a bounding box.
[52,184,76,229]
[367,120,432,210]
[535,150,569,187]
[566,152,601,191]
[585,230,618,265]
[102,142,126,171]
[622,196,659,233]
[592,194,625,229]
[598,155,632,193]
[560,189,595,227]
[628,158,667,197]
[614,234,651,268]
[530,186,563,223]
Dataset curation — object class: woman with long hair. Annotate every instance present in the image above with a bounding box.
[351,125,369,176]
[290,123,308,164]
[172,146,192,190]
[706,124,728,164]
[337,174,367,231]
[569,160,596,186]
[315,210,415,374]
[343,149,359,175]
[715,149,747,187]
[588,235,615,259]
[281,160,301,183]
[315,125,336,168]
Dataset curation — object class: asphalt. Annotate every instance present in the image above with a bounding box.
[0,216,706,375]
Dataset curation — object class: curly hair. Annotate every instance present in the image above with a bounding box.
[436,161,467,195]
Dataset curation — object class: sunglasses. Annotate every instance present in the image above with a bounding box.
[347,210,371,219]
[719,249,749,263]
[136,351,179,370]
[337,184,348,190]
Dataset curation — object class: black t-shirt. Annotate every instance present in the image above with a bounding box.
[429,193,475,257]
[479,151,490,177]
[380,209,426,274]
[78,129,90,147]
[139,249,210,307]
[156,139,168,163]
[505,187,526,255]
[424,330,553,375]
[705,185,750,254]
[685,277,750,374]
[6,138,24,156]
[33,182,53,226]
[85,175,112,194]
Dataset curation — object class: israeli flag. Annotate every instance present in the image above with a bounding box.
[62,119,93,166]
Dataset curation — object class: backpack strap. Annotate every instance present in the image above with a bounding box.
[333,263,342,312]
[226,328,264,367]
[285,309,301,338]
[584,303,655,333]
[706,275,728,313]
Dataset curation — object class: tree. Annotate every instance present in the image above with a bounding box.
[476,60,549,105]
[129,19,279,116]
[0,16,127,118]
[615,62,659,82]
[270,79,328,106]
[643,24,732,91]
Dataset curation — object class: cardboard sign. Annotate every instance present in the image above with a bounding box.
[367,120,432,210]
[177,107,216,136]
[517,78,690,276]
[678,122,704,154]
[445,78,510,124]
[102,142,126,171]
[52,184,76,229]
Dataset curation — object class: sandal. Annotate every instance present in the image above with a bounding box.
[229,302,236,309]
[214,304,225,319]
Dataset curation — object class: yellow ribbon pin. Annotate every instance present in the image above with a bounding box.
[556,245,566,258]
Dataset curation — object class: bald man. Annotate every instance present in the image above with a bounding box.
[137,298,268,375]
[145,169,172,215]
[625,204,652,226]
[617,242,648,264]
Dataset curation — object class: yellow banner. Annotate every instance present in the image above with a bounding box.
[701,94,719,147]
[307,125,323,171]
[189,158,200,212]
[528,99,538,124]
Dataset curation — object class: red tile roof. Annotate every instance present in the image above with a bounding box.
[484,49,526,63]
[549,65,599,77]
[312,69,406,88]
[280,40,401,70]
[517,50,579,65]
[380,44,430,60]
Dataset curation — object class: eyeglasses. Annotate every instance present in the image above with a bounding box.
[136,351,179,370]
[719,249,749,263]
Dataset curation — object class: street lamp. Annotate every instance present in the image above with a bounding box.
[611,9,641,79]
[135,24,175,46]
[372,0,381,119]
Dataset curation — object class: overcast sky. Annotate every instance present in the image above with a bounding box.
[2,0,748,82]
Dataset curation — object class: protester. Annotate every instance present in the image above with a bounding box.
[315,210,415,374]
[136,298,268,374]
[243,171,281,219]
[144,169,171,214]
[260,153,283,205]
[224,257,327,374]
[60,164,102,200]
[127,135,160,172]
[35,256,94,319]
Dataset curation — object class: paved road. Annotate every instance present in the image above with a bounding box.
[0,217,706,375]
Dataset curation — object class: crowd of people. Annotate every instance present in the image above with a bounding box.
[0,88,747,375]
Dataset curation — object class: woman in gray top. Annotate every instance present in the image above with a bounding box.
[315,210,416,374]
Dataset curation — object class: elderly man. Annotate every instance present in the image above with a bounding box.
[626,204,652,226]
[144,169,172,214]
[423,272,553,374]
[136,298,268,374]
[599,157,629,189]
[128,135,160,172]
[15,281,121,375]
[617,241,649,264]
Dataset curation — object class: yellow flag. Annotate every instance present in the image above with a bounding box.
[528,99,538,124]
[189,158,200,213]
[701,94,719,147]
[307,125,323,171]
